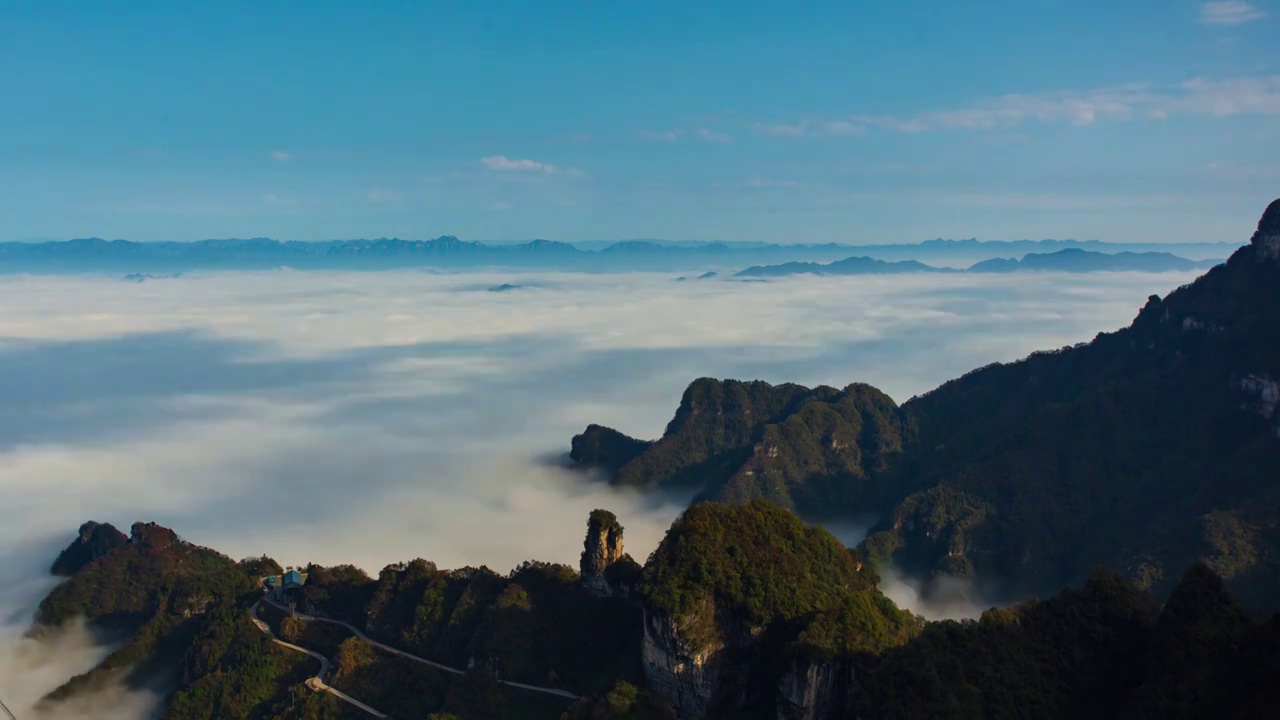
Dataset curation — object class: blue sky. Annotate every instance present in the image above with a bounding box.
[2,0,1277,244]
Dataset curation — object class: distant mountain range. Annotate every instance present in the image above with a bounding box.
[737,248,1224,277]
[0,235,1241,274]
[968,248,1223,273]
[737,256,943,277]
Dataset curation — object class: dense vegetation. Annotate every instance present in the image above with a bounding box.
[642,500,886,626]
[570,426,653,474]
[597,379,818,491]
[37,522,253,634]
[561,682,677,720]
[28,502,1280,719]
[869,205,1280,611]
[574,200,1280,615]
[30,521,636,719]
[165,608,344,720]
[49,520,128,575]
[572,379,904,517]
[32,522,358,719]
[639,500,919,717]
[354,558,643,694]
[855,564,1280,719]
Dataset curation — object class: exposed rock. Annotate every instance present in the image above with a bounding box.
[580,509,625,594]
[130,521,181,549]
[776,658,858,720]
[1240,374,1280,423]
[1250,198,1280,261]
[1182,316,1223,333]
[50,521,127,576]
[177,593,215,618]
[641,609,727,719]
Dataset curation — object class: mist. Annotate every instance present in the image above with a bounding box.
[0,268,1206,713]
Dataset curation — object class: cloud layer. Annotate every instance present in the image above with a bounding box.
[1199,2,1266,25]
[754,75,1280,137]
[481,155,558,173]
[0,267,1209,713]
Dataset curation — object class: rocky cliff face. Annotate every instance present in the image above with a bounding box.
[571,380,904,516]
[776,658,857,720]
[130,521,181,549]
[581,509,625,594]
[640,609,730,719]
[1240,374,1279,428]
[586,379,819,490]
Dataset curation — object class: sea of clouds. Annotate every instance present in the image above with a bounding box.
[0,267,1207,714]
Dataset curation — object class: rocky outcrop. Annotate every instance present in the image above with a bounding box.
[641,609,728,719]
[1240,374,1280,434]
[50,521,127,575]
[580,510,625,594]
[573,379,818,491]
[130,521,181,549]
[571,380,903,516]
[1250,198,1280,261]
[776,659,858,720]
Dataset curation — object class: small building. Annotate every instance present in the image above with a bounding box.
[282,569,306,606]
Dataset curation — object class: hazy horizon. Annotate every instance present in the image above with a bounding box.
[3,234,1250,246]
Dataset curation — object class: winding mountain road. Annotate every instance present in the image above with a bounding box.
[260,595,579,700]
[248,601,388,718]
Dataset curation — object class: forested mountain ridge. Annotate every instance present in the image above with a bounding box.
[27,519,646,719]
[569,380,905,517]
[571,199,1280,614]
[27,505,1280,719]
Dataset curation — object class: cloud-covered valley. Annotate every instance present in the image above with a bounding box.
[0,267,1208,714]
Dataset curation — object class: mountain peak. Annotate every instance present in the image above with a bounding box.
[1252,198,1280,260]
[130,521,181,549]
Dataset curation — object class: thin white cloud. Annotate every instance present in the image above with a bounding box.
[823,120,867,136]
[480,155,558,174]
[693,128,733,143]
[1177,76,1280,115]
[843,76,1280,133]
[271,150,292,162]
[639,127,732,143]
[1198,1,1265,25]
[753,120,867,138]
[744,177,800,189]
[639,129,685,142]
[366,188,402,204]
[1205,162,1280,180]
[756,122,809,137]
